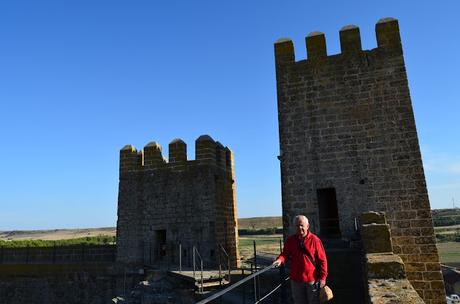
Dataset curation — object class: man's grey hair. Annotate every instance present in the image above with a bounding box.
[293,215,309,226]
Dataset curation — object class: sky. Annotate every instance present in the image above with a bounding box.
[0,1,459,230]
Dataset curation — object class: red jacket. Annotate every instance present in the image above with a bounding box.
[277,232,328,283]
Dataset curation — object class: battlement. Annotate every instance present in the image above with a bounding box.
[274,17,401,65]
[119,135,234,174]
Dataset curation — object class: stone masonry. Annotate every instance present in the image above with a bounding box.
[274,18,445,303]
[116,135,239,269]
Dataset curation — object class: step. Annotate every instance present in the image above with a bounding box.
[195,279,229,289]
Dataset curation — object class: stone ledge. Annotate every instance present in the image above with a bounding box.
[361,223,393,253]
[367,253,405,279]
[360,211,387,225]
[368,278,424,304]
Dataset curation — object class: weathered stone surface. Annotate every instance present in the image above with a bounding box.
[368,278,424,304]
[360,212,387,225]
[367,253,406,279]
[361,223,393,253]
[0,271,117,304]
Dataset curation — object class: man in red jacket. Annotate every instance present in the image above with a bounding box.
[273,215,328,304]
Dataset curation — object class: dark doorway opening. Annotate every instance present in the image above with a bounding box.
[154,229,167,260]
[317,188,341,238]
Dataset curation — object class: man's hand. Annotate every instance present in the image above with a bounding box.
[319,280,326,288]
[272,259,282,267]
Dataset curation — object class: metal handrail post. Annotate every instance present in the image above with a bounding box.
[253,241,257,270]
[253,273,257,302]
[200,260,204,293]
[123,267,126,297]
[179,243,182,273]
[219,243,231,283]
[227,258,231,283]
[148,241,151,266]
[280,263,286,304]
[253,239,257,302]
[243,278,246,304]
[193,246,196,278]
[218,248,222,285]
[167,243,171,270]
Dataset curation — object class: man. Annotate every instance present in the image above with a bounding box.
[273,215,328,304]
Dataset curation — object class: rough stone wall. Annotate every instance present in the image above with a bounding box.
[275,18,445,303]
[0,245,115,264]
[360,212,424,304]
[116,135,239,268]
[0,264,119,304]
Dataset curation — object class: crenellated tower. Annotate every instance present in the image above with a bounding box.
[116,135,239,269]
[275,18,445,303]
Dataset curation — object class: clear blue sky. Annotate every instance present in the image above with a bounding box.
[1,1,459,230]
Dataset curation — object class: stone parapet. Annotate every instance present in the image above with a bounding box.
[361,223,393,253]
[366,253,406,280]
[368,279,425,304]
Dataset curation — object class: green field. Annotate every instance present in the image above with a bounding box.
[0,235,115,247]
[238,235,283,261]
[437,242,460,267]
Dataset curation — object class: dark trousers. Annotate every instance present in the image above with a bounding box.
[290,281,320,304]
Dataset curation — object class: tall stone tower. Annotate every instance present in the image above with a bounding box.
[275,18,445,303]
[116,135,239,269]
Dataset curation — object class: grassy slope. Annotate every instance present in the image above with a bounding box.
[238,216,282,230]
[437,242,460,267]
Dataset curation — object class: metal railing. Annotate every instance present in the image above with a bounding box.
[218,243,231,284]
[193,246,204,293]
[179,243,182,272]
[196,263,289,304]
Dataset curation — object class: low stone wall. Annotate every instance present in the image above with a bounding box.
[0,245,116,264]
[360,212,426,304]
[0,270,115,304]
[0,263,144,304]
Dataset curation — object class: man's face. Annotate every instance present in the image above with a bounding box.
[296,218,309,237]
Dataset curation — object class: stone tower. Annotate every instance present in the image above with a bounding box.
[116,135,239,269]
[275,18,445,303]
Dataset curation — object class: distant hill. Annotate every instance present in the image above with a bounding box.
[2,210,457,241]
[432,208,460,227]
[0,217,284,241]
[0,227,116,241]
[238,216,282,230]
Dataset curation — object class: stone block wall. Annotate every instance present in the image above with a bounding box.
[0,264,120,304]
[274,18,445,303]
[360,212,425,304]
[116,135,239,268]
[0,245,116,264]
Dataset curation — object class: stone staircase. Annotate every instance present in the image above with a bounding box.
[168,269,230,294]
